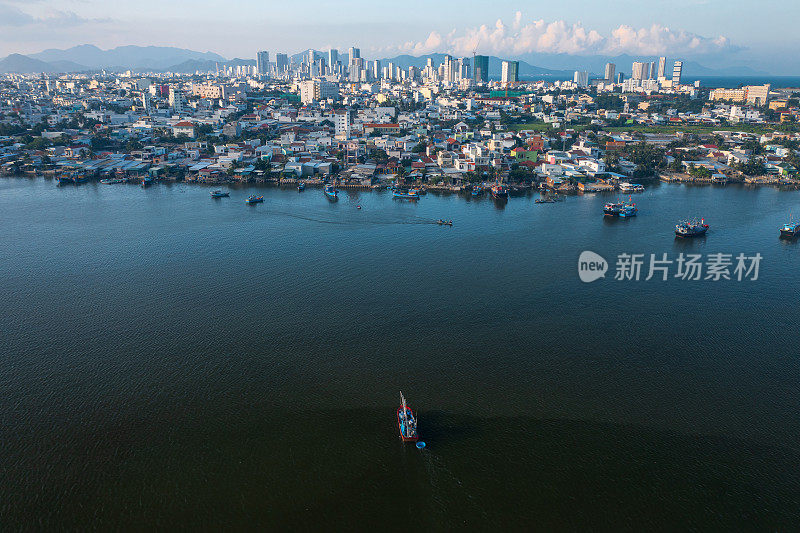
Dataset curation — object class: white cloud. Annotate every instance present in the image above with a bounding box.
[398,14,735,58]
[0,1,111,28]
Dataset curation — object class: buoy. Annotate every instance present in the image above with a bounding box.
[416,441,426,450]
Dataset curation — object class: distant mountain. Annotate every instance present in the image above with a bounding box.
[30,44,227,70]
[0,54,57,73]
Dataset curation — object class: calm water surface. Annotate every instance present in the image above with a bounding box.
[1,177,799,529]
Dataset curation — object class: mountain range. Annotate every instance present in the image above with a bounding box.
[0,44,771,77]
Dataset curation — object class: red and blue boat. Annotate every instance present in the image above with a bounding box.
[397,391,418,442]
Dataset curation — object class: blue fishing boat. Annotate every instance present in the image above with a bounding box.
[780,219,800,238]
[618,203,638,217]
[74,174,89,184]
[603,201,623,216]
[210,190,229,198]
[297,182,306,191]
[471,185,483,196]
[246,195,264,204]
[393,188,420,199]
[56,175,74,185]
[141,177,153,188]
[490,183,508,199]
[675,219,708,237]
[397,391,418,442]
[324,184,338,198]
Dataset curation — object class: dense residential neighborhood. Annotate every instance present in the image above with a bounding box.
[2,52,800,190]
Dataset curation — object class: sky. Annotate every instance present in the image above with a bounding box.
[1,0,799,73]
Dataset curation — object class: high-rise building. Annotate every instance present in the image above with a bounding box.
[335,109,350,139]
[473,55,489,83]
[168,86,187,114]
[256,51,269,76]
[573,71,589,88]
[275,53,289,75]
[604,63,616,82]
[300,79,339,104]
[631,61,649,80]
[372,59,381,80]
[672,61,683,85]
[328,49,339,71]
[307,49,316,66]
[649,61,656,79]
[657,57,667,79]
[348,47,360,61]
[501,61,519,84]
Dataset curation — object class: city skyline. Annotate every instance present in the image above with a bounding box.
[1,1,799,74]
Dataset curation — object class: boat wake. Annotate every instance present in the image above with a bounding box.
[263,209,444,226]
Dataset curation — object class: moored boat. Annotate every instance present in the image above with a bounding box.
[620,182,645,193]
[324,184,338,198]
[141,177,153,188]
[471,185,483,196]
[779,220,800,238]
[100,178,124,184]
[490,183,509,199]
[246,195,264,204]
[392,188,420,199]
[603,201,624,216]
[210,189,229,198]
[73,174,89,184]
[56,176,74,185]
[675,218,709,237]
[397,391,418,442]
[297,182,306,191]
[618,203,638,217]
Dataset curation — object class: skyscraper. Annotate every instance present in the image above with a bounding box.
[473,55,489,83]
[631,62,648,80]
[501,61,519,84]
[256,51,269,76]
[328,49,339,71]
[372,59,381,80]
[348,47,360,60]
[672,61,683,85]
[657,57,667,79]
[275,53,289,75]
[649,61,656,79]
[307,49,316,66]
[604,62,616,82]
[573,71,589,88]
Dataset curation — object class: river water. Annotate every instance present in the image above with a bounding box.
[2,177,799,529]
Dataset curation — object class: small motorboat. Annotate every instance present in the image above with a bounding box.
[297,182,305,191]
[210,190,229,198]
[356,205,362,210]
[436,219,453,226]
[397,391,418,443]
[100,178,124,184]
[246,195,264,204]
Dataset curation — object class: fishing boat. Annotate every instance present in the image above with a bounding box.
[437,219,453,226]
[245,195,264,204]
[324,184,338,198]
[471,186,483,196]
[535,197,556,204]
[141,177,153,188]
[490,183,509,199]
[397,391,418,442]
[779,219,800,238]
[297,182,305,191]
[618,203,638,217]
[603,201,624,216]
[73,174,89,184]
[100,178,124,184]
[675,218,709,237]
[619,182,645,193]
[392,188,420,199]
[210,189,229,198]
[56,175,74,185]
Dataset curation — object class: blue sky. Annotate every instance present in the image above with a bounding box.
[1,0,798,73]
